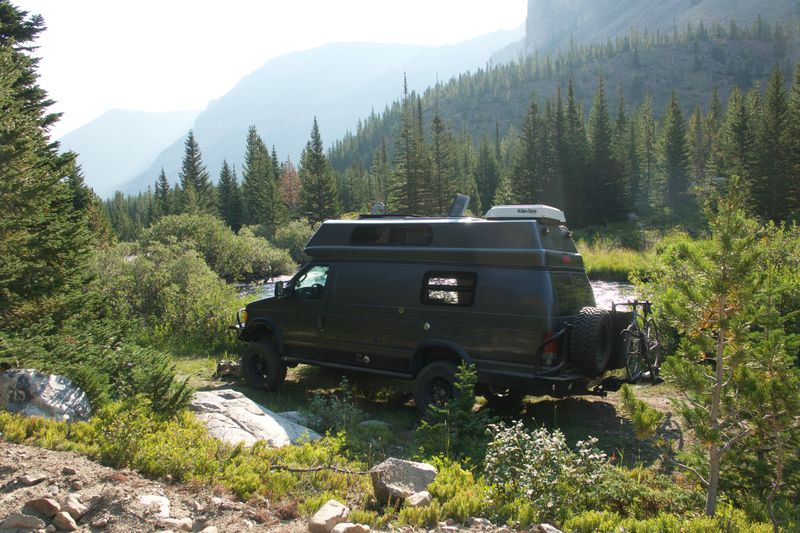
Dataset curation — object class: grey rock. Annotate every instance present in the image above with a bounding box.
[404,491,431,508]
[159,517,193,531]
[199,527,219,533]
[308,499,350,533]
[331,523,371,533]
[61,466,77,476]
[23,497,61,518]
[46,525,57,533]
[139,494,170,518]
[467,517,492,528]
[277,410,308,425]
[533,525,563,533]
[370,458,437,503]
[61,494,88,520]
[0,369,91,421]
[52,511,79,531]
[190,390,320,447]
[91,517,109,528]
[0,512,46,529]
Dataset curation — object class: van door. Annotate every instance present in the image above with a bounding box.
[280,263,332,358]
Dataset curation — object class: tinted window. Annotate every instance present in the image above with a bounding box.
[421,272,477,306]
[552,273,595,316]
[293,265,329,299]
[352,224,433,246]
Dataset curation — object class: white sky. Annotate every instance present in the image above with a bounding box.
[14,0,528,139]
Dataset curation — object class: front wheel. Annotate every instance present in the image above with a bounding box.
[414,361,459,416]
[241,341,287,391]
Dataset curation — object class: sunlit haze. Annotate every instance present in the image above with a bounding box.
[13,0,528,139]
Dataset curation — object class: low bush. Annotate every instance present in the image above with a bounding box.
[0,401,371,505]
[563,506,773,533]
[302,376,366,433]
[577,239,653,282]
[269,219,318,265]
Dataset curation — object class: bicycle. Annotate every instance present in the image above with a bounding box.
[612,301,662,384]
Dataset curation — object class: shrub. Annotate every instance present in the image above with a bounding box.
[484,422,607,521]
[270,219,318,264]
[302,376,366,432]
[93,242,241,351]
[414,363,494,461]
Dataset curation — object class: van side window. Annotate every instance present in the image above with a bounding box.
[352,225,433,246]
[421,272,477,306]
[293,265,330,299]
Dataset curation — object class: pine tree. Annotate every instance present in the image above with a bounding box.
[660,92,691,215]
[637,93,658,214]
[299,117,339,223]
[278,157,302,217]
[753,67,791,221]
[789,62,800,216]
[430,115,458,215]
[177,130,215,214]
[512,96,546,204]
[476,132,500,211]
[154,168,171,218]
[367,140,390,206]
[0,5,93,327]
[241,126,284,233]
[587,75,625,223]
[217,160,241,229]
[390,84,430,214]
[720,87,757,186]
[563,79,588,226]
[687,105,708,186]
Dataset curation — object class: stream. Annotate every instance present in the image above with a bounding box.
[239,277,634,309]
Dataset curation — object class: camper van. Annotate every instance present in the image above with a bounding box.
[235,204,620,412]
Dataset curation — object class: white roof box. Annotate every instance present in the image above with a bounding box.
[485,205,566,224]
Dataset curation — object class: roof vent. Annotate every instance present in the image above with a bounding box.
[485,205,566,224]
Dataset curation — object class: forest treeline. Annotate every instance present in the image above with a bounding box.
[108,59,800,237]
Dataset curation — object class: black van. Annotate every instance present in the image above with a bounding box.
[235,204,618,411]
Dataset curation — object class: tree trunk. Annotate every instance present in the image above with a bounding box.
[705,293,726,516]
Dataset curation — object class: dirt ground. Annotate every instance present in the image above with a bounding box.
[0,441,308,532]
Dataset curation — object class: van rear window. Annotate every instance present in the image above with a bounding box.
[351,224,433,246]
[421,272,476,306]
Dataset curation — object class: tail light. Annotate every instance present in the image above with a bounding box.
[542,331,560,366]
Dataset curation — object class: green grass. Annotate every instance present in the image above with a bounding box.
[578,240,653,282]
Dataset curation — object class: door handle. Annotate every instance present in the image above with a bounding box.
[316,316,324,329]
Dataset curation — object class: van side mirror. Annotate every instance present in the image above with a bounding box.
[274,281,285,298]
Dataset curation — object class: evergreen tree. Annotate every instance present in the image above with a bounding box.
[636,93,658,214]
[660,92,691,215]
[753,67,791,221]
[390,83,430,214]
[241,126,284,233]
[512,96,546,204]
[367,140,390,206]
[177,130,215,214]
[789,62,800,217]
[720,87,757,186]
[299,117,339,223]
[430,115,458,215]
[587,75,625,223]
[217,160,242,229]
[688,105,708,186]
[476,132,500,211]
[154,168,171,218]
[563,79,588,226]
[0,5,93,327]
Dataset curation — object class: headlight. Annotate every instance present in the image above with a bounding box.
[239,308,248,325]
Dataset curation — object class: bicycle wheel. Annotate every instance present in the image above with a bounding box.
[642,319,662,384]
[623,328,644,383]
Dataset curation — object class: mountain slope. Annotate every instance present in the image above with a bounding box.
[59,110,199,199]
[122,28,523,195]
[525,0,800,51]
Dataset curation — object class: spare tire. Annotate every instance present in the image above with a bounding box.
[571,307,613,376]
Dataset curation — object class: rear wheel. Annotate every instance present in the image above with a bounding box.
[643,319,661,384]
[414,361,458,416]
[572,307,613,376]
[623,329,644,383]
[241,341,287,391]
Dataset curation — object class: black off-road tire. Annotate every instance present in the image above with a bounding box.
[414,361,459,416]
[572,307,613,377]
[241,341,287,391]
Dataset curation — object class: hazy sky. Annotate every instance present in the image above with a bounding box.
[14,0,527,139]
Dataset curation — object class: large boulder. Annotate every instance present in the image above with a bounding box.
[190,389,320,447]
[0,369,91,421]
[370,458,437,503]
